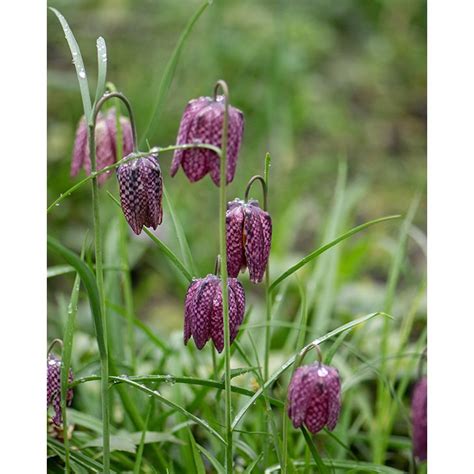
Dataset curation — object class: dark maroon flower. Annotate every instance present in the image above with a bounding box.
[184,274,246,352]
[71,108,134,185]
[287,363,341,434]
[226,199,272,283]
[117,154,163,235]
[171,96,244,186]
[47,354,73,426]
[411,376,427,461]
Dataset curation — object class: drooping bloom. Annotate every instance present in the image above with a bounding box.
[71,107,134,185]
[226,199,272,283]
[411,376,427,461]
[171,95,244,186]
[287,363,341,434]
[117,154,163,235]
[47,354,73,426]
[184,274,246,352]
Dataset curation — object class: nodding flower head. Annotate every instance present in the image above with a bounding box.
[71,107,134,185]
[226,199,272,283]
[287,363,341,434]
[411,376,427,461]
[47,354,73,426]
[117,154,163,235]
[184,274,246,353]
[171,95,244,186]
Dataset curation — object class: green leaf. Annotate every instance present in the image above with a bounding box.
[195,443,225,474]
[243,453,263,474]
[187,429,206,474]
[94,37,107,104]
[301,427,330,474]
[48,438,104,472]
[85,435,136,454]
[163,186,197,276]
[139,0,211,147]
[48,8,92,121]
[269,215,401,292]
[231,312,391,430]
[47,264,74,278]
[107,191,193,282]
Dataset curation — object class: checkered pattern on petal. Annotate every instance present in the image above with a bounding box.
[105,108,135,161]
[172,97,211,177]
[243,204,266,283]
[226,106,244,183]
[140,156,163,229]
[228,278,245,341]
[226,200,246,278]
[117,158,144,234]
[191,276,219,349]
[184,279,200,344]
[47,354,74,426]
[411,376,427,460]
[210,284,224,353]
[71,116,88,177]
[95,120,116,185]
[287,363,341,434]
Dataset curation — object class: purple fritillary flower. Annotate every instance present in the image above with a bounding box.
[411,376,427,461]
[287,363,341,434]
[171,95,244,186]
[117,154,163,235]
[184,274,246,352]
[71,108,134,185]
[226,199,272,283]
[47,354,73,426]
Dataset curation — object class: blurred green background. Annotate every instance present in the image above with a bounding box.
[47,1,426,469]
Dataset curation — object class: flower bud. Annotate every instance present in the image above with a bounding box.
[71,108,134,185]
[226,199,272,283]
[171,96,244,186]
[184,274,246,352]
[47,354,73,426]
[411,376,427,460]
[287,363,341,434]
[117,154,163,235]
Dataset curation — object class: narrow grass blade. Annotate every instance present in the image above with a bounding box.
[163,186,197,276]
[134,397,155,474]
[196,443,226,474]
[300,427,330,474]
[231,312,390,430]
[270,215,401,292]
[49,8,92,121]
[112,377,226,446]
[244,454,263,474]
[47,265,74,278]
[107,191,193,281]
[94,37,107,104]
[48,437,104,472]
[187,430,207,474]
[139,1,211,147]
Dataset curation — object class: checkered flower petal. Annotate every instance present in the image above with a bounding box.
[117,155,163,235]
[411,376,427,461]
[47,354,73,426]
[184,275,246,352]
[226,200,246,278]
[171,95,244,186]
[71,109,134,185]
[287,363,341,434]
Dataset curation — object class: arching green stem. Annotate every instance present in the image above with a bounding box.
[244,174,268,210]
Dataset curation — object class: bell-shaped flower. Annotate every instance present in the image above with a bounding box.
[287,363,341,434]
[226,198,272,283]
[47,354,73,426]
[71,108,133,185]
[184,274,245,352]
[411,376,427,461]
[117,154,163,235]
[171,96,244,186]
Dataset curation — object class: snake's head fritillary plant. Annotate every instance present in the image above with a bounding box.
[47,354,74,426]
[226,198,272,283]
[287,363,341,434]
[171,95,244,186]
[411,376,427,461]
[184,274,246,352]
[117,154,163,235]
[71,107,134,185]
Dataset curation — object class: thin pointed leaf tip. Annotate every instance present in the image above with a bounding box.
[411,376,427,461]
[71,108,134,185]
[226,198,272,283]
[47,354,73,426]
[117,154,163,235]
[287,363,341,434]
[184,275,246,352]
[171,96,244,186]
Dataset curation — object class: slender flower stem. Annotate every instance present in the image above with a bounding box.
[214,79,233,472]
[88,110,110,472]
